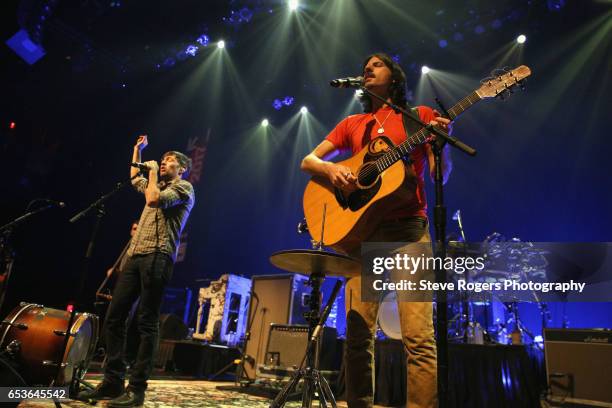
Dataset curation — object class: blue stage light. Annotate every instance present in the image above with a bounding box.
[453,32,464,42]
[196,35,209,46]
[546,0,566,11]
[282,96,294,106]
[185,45,198,57]
[474,25,485,34]
[273,99,283,110]
[438,39,448,48]
[163,57,176,68]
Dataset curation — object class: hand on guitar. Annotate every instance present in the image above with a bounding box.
[325,162,357,192]
[428,112,453,139]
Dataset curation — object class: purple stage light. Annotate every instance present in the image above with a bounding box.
[185,45,198,57]
[196,35,209,46]
[239,7,253,22]
[546,0,565,11]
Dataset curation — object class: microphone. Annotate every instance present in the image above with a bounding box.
[330,76,364,88]
[131,162,150,172]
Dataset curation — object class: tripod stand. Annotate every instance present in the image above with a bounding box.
[270,276,342,408]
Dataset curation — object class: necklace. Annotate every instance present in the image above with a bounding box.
[373,109,393,134]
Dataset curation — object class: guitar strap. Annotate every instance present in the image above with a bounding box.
[401,106,422,163]
[401,106,422,140]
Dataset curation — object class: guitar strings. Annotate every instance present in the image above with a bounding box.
[357,91,481,182]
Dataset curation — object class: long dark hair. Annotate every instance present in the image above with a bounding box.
[358,53,408,113]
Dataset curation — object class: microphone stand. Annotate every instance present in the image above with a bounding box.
[358,86,476,408]
[0,201,63,311]
[52,173,142,402]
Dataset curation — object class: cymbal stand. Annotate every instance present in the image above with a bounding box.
[270,279,342,408]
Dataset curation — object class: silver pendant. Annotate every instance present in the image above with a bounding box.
[377,127,384,134]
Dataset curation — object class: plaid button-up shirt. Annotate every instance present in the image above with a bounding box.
[127,176,195,262]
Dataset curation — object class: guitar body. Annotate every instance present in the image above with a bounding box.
[303,136,417,254]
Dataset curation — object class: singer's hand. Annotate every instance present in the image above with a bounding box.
[325,163,357,192]
[431,111,453,135]
[144,160,159,173]
[135,135,148,151]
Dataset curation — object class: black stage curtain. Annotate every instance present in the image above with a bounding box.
[337,340,546,407]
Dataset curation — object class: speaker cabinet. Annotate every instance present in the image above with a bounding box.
[257,324,339,381]
[544,328,612,404]
[243,274,308,379]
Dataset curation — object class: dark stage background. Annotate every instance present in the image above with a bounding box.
[1,0,611,334]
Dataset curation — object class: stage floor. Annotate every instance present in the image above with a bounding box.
[16,377,370,408]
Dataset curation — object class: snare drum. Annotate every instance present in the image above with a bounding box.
[0,302,99,386]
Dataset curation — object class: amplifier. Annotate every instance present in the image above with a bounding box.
[544,328,612,405]
[256,324,339,382]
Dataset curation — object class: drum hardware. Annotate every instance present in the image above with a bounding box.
[269,211,358,408]
[42,361,68,367]
[1,322,28,330]
[53,330,76,337]
[5,339,21,355]
[269,250,345,408]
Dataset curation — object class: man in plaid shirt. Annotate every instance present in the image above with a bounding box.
[80,135,194,407]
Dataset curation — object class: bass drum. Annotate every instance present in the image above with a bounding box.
[377,292,401,340]
[0,302,99,386]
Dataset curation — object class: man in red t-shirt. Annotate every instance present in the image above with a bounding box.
[301,53,452,408]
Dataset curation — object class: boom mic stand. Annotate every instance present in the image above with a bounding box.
[358,86,476,408]
[0,200,64,312]
[54,173,142,403]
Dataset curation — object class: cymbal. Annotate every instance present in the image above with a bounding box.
[270,249,361,277]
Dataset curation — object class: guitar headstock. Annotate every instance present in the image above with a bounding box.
[476,65,532,99]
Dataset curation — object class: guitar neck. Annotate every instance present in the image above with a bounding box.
[375,91,481,173]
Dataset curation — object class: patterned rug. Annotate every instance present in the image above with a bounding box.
[16,380,352,408]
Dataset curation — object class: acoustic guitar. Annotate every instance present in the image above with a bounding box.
[303,65,532,253]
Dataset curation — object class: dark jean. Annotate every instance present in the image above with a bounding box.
[104,252,173,392]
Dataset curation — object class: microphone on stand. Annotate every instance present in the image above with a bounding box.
[329,76,364,88]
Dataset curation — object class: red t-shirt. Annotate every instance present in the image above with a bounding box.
[325,105,435,219]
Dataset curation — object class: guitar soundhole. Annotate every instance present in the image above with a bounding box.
[357,162,379,189]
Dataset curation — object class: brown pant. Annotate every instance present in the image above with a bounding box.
[344,217,437,408]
